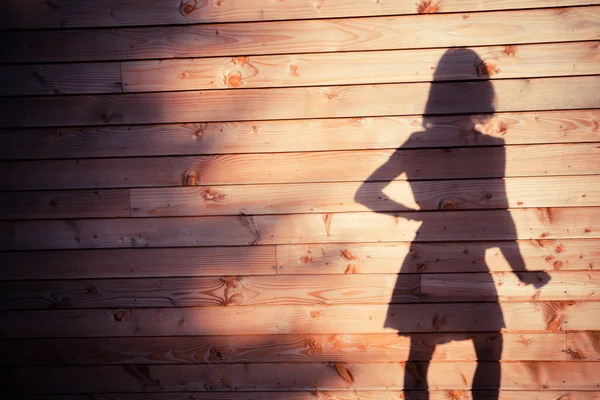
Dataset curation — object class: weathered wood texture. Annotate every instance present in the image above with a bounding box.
[5,392,600,400]
[1,1,599,398]
[0,247,277,281]
[4,391,600,400]
[3,362,600,393]
[122,42,600,92]
[2,7,599,63]
[0,189,130,219]
[0,271,596,310]
[0,62,122,96]
[2,110,598,160]
[2,77,599,128]
[277,239,600,275]
[2,207,598,250]
[0,333,568,366]
[2,302,599,338]
[129,176,600,217]
[2,143,599,190]
[1,238,595,281]
[2,0,596,29]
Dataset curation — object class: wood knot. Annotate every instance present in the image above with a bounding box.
[200,188,228,202]
[439,198,457,210]
[504,45,517,57]
[114,310,127,321]
[416,0,440,14]
[225,71,242,88]
[475,60,499,78]
[51,129,62,138]
[179,0,197,16]
[289,64,299,76]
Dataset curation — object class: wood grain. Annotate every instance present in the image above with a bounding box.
[0,247,277,281]
[2,143,599,190]
[0,271,595,310]
[567,332,600,361]
[277,239,600,274]
[2,110,598,160]
[4,391,600,400]
[2,7,599,63]
[0,274,420,309]
[3,362,600,393]
[130,176,600,217]
[1,302,598,337]
[1,0,595,29]
[1,207,598,251]
[2,76,599,128]
[0,333,567,366]
[122,41,600,92]
[0,189,130,219]
[420,271,599,303]
[0,62,121,96]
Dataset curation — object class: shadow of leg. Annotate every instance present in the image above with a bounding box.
[404,335,432,400]
[473,333,503,400]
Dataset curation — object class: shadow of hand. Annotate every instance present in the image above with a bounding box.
[518,271,551,289]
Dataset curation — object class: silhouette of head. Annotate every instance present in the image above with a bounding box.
[423,48,496,132]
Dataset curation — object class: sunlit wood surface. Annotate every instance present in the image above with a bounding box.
[1,0,599,399]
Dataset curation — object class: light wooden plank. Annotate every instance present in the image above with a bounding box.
[2,77,599,128]
[4,362,600,393]
[2,110,598,160]
[0,333,567,366]
[1,302,598,337]
[0,189,130,219]
[421,271,599,303]
[1,207,598,251]
[0,274,420,309]
[122,42,600,92]
[277,239,600,274]
[5,391,600,400]
[1,0,596,29]
[130,176,600,217]
[566,332,600,361]
[2,143,599,190]
[0,247,277,281]
[2,7,599,63]
[0,62,121,97]
[1,271,593,310]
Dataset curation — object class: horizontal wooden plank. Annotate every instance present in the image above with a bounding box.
[567,332,600,361]
[1,271,595,310]
[1,0,596,29]
[420,271,599,303]
[3,238,594,281]
[0,247,277,281]
[277,239,600,274]
[2,110,598,160]
[130,176,600,217]
[0,332,567,366]
[1,302,598,337]
[2,76,599,128]
[0,189,130,220]
[4,391,600,400]
[3,362,600,393]
[5,391,600,400]
[0,62,121,97]
[122,42,600,92]
[2,7,599,63]
[3,143,599,190]
[0,274,420,309]
[1,207,598,250]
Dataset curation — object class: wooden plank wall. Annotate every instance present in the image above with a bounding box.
[1,0,600,399]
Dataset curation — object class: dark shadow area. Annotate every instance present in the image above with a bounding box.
[355,48,550,399]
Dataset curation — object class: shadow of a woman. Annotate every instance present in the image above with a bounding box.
[355,49,550,399]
